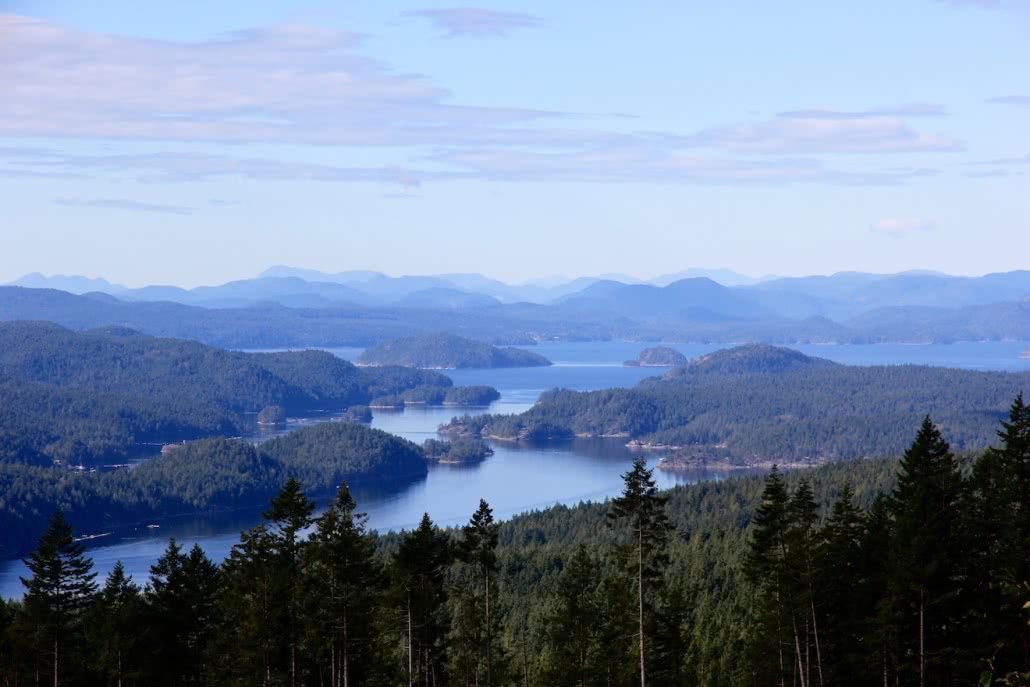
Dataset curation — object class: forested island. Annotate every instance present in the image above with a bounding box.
[623,345,688,367]
[3,401,1029,686]
[0,322,498,467]
[0,421,488,558]
[442,344,1030,463]
[357,333,552,369]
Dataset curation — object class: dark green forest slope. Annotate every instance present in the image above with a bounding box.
[357,333,552,369]
[0,322,495,466]
[444,344,1030,463]
[0,422,434,558]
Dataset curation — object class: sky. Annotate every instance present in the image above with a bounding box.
[0,0,1028,287]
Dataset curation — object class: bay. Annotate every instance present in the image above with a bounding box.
[2,339,1028,599]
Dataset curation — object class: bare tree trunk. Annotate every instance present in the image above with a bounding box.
[408,592,414,687]
[810,601,823,687]
[485,571,492,687]
[638,525,646,687]
[343,612,349,687]
[791,610,807,687]
[118,646,122,687]
[919,590,924,687]
[53,639,58,687]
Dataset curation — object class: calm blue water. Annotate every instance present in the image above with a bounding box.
[2,340,1028,598]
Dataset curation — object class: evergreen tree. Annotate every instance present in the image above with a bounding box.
[89,561,143,687]
[458,499,501,687]
[608,458,673,687]
[540,545,602,687]
[391,512,454,687]
[815,486,866,686]
[19,511,97,687]
[264,477,315,686]
[889,416,965,687]
[787,479,822,687]
[304,481,383,687]
[744,467,796,687]
[145,539,220,686]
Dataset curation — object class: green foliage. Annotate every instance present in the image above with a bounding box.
[0,322,490,467]
[447,344,1029,462]
[357,333,551,369]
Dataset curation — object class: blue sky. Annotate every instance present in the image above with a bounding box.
[1,0,1028,287]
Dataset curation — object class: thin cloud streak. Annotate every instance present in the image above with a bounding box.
[406,8,542,37]
[53,197,195,215]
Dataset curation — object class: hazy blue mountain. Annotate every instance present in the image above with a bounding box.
[649,267,768,287]
[10,272,127,294]
[394,287,501,309]
[558,277,771,319]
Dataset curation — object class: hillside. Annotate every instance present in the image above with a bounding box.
[442,344,1030,462]
[0,322,495,466]
[0,422,430,558]
[357,333,552,369]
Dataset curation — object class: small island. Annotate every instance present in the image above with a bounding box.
[357,333,552,369]
[421,437,494,464]
[341,405,372,423]
[257,405,287,426]
[623,346,688,367]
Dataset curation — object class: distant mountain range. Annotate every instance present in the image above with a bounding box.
[3,267,1030,347]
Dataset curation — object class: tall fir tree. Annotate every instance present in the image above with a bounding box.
[145,539,220,686]
[19,511,97,687]
[304,481,384,687]
[391,512,454,687]
[889,416,965,687]
[459,499,502,687]
[89,561,143,687]
[608,457,673,687]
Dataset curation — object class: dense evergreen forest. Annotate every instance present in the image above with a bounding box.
[357,333,552,369]
[443,345,1030,463]
[0,322,496,467]
[2,399,1029,686]
[0,423,493,559]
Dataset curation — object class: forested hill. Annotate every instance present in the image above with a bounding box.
[0,422,432,559]
[0,322,493,466]
[442,344,1030,463]
[356,333,552,369]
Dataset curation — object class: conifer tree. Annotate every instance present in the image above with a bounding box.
[305,481,383,687]
[608,457,673,687]
[264,477,315,686]
[145,539,220,686]
[391,512,454,687]
[540,545,602,687]
[20,511,97,687]
[459,499,501,687]
[90,561,142,687]
[889,416,964,687]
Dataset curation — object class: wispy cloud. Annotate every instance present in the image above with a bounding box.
[872,217,936,237]
[987,95,1030,106]
[53,197,194,215]
[777,104,948,119]
[406,8,542,37]
[685,110,962,154]
[0,15,962,188]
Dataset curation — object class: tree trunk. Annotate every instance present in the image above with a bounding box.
[919,590,924,687]
[343,612,349,687]
[408,592,414,687]
[638,524,646,687]
[485,570,492,687]
[810,601,823,687]
[53,638,58,687]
